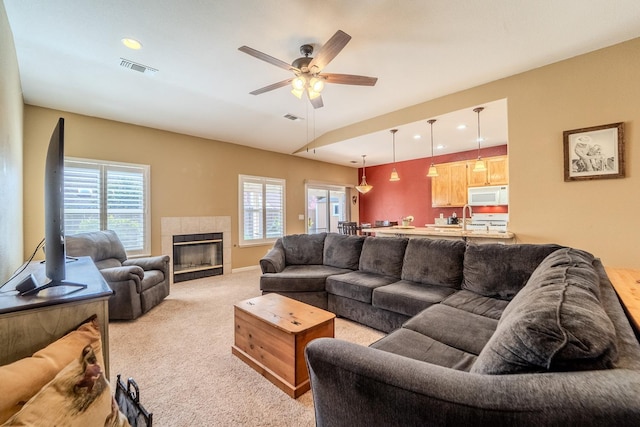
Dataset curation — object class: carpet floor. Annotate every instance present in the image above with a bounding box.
[108,268,385,426]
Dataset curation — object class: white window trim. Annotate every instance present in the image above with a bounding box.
[238,174,286,247]
[65,157,151,257]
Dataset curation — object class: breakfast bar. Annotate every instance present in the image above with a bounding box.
[361,226,516,244]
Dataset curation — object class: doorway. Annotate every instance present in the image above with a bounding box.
[306,184,348,234]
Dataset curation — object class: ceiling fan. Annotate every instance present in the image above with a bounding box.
[238,30,378,109]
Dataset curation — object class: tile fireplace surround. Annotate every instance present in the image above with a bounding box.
[161,216,232,284]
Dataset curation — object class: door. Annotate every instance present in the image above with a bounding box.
[306,185,348,234]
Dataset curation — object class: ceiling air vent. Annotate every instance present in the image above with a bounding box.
[283,113,303,121]
[119,58,158,76]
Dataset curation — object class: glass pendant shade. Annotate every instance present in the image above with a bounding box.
[426,119,438,177]
[389,168,400,181]
[473,158,487,172]
[356,155,373,194]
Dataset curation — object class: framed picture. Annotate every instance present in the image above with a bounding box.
[563,122,625,181]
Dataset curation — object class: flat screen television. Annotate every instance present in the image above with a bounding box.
[20,118,86,296]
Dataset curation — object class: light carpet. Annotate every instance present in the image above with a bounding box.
[108,268,385,426]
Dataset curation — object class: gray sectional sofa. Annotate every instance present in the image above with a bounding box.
[259,232,640,425]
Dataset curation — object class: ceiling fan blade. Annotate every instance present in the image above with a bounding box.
[321,73,378,86]
[249,78,293,95]
[238,46,297,72]
[310,95,324,109]
[308,30,351,72]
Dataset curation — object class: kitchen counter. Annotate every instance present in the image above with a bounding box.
[360,226,515,243]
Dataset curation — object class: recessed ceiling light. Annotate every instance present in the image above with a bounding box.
[121,38,142,50]
[457,124,467,130]
[413,134,421,140]
[436,144,445,150]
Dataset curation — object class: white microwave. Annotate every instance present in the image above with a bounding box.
[468,185,509,206]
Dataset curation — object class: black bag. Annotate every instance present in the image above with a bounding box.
[115,374,153,427]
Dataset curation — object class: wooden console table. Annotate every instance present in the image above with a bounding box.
[0,256,112,374]
[605,267,640,333]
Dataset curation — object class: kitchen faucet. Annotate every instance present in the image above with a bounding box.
[462,204,473,231]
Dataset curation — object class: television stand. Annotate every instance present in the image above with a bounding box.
[0,256,113,375]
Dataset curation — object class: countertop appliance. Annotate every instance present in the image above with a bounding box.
[468,185,508,206]
[466,213,509,232]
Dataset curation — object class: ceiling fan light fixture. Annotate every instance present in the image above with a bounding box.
[356,155,373,194]
[292,76,306,91]
[307,88,321,100]
[291,87,304,99]
[309,77,325,93]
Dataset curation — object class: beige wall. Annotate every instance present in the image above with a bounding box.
[0,2,24,281]
[315,38,639,269]
[22,107,358,269]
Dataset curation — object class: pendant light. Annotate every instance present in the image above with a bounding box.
[389,129,400,181]
[426,119,439,177]
[473,107,487,172]
[355,155,373,194]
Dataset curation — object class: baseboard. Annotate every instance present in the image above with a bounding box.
[231,265,260,273]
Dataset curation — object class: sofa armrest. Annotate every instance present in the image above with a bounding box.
[305,338,640,426]
[260,242,285,273]
[123,255,169,272]
[100,266,144,291]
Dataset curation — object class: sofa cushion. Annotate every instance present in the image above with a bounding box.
[372,280,457,317]
[359,237,408,279]
[471,248,618,374]
[441,290,509,320]
[282,233,326,265]
[66,230,127,264]
[462,243,564,300]
[261,265,352,292]
[326,271,397,304]
[323,233,365,270]
[403,304,498,355]
[401,238,465,289]
[370,328,477,371]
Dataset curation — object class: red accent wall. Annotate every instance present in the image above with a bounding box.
[359,145,508,226]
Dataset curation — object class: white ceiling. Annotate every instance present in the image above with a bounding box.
[5,0,640,167]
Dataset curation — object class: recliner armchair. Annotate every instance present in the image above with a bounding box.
[65,230,170,320]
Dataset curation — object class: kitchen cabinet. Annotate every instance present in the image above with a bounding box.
[467,155,509,186]
[431,161,468,207]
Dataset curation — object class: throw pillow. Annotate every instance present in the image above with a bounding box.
[471,248,618,374]
[462,243,564,300]
[0,317,102,423]
[1,345,130,427]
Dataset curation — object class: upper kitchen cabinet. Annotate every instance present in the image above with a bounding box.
[467,155,509,186]
[432,161,468,207]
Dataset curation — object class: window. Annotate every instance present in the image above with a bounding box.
[64,158,150,256]
[239,175,285,246]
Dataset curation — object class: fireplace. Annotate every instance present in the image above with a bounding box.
[173,233,223,283]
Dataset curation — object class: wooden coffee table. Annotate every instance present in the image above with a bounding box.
[232,293,335,398]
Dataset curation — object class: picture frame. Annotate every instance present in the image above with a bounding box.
[563,122,625,181]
